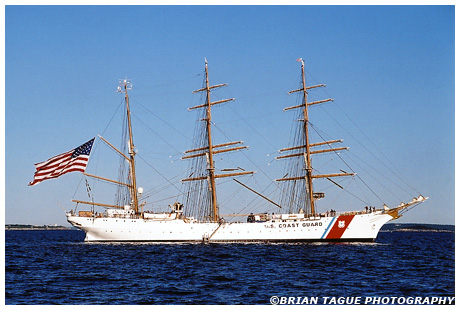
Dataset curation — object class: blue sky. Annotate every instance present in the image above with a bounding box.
[5,5,455,225]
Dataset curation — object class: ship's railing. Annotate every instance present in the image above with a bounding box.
[329,208,384,217]
[104,213,143,219]
[72,210,144,219]
[243,208,386,223]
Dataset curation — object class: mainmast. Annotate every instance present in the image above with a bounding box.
[117,79,139,213]
[182,59,254,222]
[277,59,354,215]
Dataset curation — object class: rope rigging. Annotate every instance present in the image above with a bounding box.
[309,120,386,205]
[306,69,423,199]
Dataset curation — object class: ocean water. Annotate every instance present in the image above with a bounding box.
[5,227,455,305]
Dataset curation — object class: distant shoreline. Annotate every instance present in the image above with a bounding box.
[5,223,454,232]
[5,224,73,230]
[382,223,454,233]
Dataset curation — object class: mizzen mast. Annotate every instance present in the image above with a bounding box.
[71,80,140,213]
[182,59,254,222]
[117,79,139,213]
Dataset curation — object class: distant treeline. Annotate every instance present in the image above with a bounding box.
[382,223,454,232]
[5,224,71,230]
[5,223,454,232]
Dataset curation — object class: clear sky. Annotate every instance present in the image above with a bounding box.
[5,5,455,226]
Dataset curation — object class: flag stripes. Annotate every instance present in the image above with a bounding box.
[29,138,94,186]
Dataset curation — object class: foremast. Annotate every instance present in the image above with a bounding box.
[277,59,354,215]
[182,59,254,222]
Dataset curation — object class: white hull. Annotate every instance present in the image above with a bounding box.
[67,211,393,243]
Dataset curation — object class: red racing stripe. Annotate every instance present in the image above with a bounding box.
[325,215,355,239]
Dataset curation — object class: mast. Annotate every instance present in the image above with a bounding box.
[277,58,353,216]
[182,59,254,222]
[117,79,139,213]
[300,59,316,215]
[204,60,219,222]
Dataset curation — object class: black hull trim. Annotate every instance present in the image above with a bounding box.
[85,238,376,243]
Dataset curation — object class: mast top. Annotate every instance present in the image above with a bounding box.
[117,79,132,93]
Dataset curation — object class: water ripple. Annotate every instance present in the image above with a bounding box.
[5,229,455,304]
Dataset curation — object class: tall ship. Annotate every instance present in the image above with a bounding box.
[42,59,426,242]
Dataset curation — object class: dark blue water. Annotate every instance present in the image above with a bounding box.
[5,228,455,305]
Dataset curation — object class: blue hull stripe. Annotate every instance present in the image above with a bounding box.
[321,217,337,239]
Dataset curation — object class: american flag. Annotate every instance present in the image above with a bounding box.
[28,138,95,186]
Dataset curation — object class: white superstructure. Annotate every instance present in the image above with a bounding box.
[67,195,427,242]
